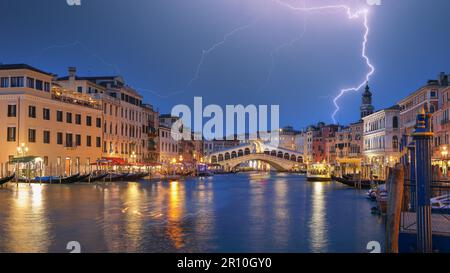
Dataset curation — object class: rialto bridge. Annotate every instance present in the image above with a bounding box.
[205,141,304,172]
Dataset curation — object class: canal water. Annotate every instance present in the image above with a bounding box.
[0,172,385,253]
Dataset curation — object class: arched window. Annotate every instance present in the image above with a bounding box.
[231,151,237,159]
[225,153,231,160]
[218,154,224,162]
[297,156,303,163]
[393,116,399,129]
[393,136,399,151]
[291,155,297,161]
[211,156,217,163]
[271,150,277,157]
[238,150,244,157]
[244,148,251,155]
[284,153,290,160]
[430,105,435,113]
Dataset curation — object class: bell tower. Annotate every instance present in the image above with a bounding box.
[360,82,374,119]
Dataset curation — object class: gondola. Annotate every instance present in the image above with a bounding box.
[198,171,213,177]
[74,173,91,183]
[137,172,150,179]
[124,173,140,181]
[332,175,385,189]
[33,173,80,184]
[82,172,108,182]
[0,173,15,186]
[106,173,128,182]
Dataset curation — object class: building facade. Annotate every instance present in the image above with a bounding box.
[57,67,149,163]
[334,121,364,175]
[398,73,449,144]
[0,64,103,176]
[143,104,159,163]
[362,105,401,180]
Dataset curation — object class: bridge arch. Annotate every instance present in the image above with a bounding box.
[217,153,299,172]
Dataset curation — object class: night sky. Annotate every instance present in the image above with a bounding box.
[1,0,449,129]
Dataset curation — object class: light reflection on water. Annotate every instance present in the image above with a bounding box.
[309,182,328,252]
[0,173,385,253]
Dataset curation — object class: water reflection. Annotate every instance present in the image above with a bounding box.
[193,181,215,250]
[309,182,329,252]
[7,184,50,252]
[167,181,185,249]
[0,174,385,253]
[273,179,289,248]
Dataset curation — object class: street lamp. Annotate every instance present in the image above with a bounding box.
[441,146,448,159]
[131,151,137,163]
[17,143,29,157]
[16,143,30,181]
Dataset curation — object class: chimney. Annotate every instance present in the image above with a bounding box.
[68,67,76,81]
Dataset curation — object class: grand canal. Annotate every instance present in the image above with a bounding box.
[0,173,385,253]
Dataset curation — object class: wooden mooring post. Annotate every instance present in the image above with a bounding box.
[412,107,433,253]
[386,164,404,253]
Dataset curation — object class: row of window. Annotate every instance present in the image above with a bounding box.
[104,121,143,139]
[0,77,50,91]
[7,105,102,127]
[6,127,101,147]
[103,141,141,155]
[364,136,399,151]
[160,141,178,153]
[103,102,143,123]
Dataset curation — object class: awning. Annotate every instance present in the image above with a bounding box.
[91,157,127,166]
[10,156,39,163]
[130,162,162,167]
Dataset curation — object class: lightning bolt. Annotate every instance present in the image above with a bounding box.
[188,20,258,87]
[31,40,121,75]
[272,0,375,124]
[259,13,308,92]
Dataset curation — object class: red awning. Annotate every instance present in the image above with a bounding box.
[91,157,127,166]
[105,157,127,165]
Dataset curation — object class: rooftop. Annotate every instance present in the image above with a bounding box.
[0,63,53,76]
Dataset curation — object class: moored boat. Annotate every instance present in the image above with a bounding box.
[331,175,385,189]
[0,174,15,186]
[74,173,91,183]
[34,173,80,184]
[137,172,150,179]
[431,195,450,211]
[82,172,108,182]
[198,171,213,177]
[307,162,332,182]
[106,173,128,182]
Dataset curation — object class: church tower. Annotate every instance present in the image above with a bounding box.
[360,82,374,119]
